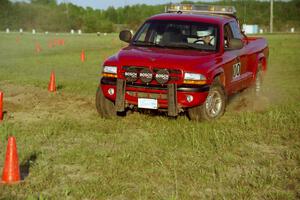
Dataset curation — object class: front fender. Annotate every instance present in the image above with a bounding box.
[210,67,225,86]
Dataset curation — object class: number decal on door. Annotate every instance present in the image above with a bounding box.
[233,62,241,78]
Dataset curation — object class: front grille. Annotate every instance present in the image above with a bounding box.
[121,66,182,85]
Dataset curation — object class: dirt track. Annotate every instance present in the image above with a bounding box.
[226,89,271,113]
[1,82,274,124]
[1,83,96,123]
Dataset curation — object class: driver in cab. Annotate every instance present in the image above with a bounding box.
[195,27,215,46]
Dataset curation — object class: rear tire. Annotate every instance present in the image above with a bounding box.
[188,79,226,121]
[95,85,117,118]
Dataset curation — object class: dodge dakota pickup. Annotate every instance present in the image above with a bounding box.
[96,4,269,121]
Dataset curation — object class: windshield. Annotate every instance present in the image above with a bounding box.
[132,20,218,51]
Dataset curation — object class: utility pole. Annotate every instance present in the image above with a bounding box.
[243,1,246,25]
[270,0,273,33]
[64,0,69,19]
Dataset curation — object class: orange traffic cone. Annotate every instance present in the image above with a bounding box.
[0,91,3,121]
[55,39,60,46]
[58,39,65,46]
[35,43,42,53]
[48,71,56,92]
[16,36,20,44]
[48,40,53,48]
[81,49,85,62]
[1,137,21,184]
[52,39,56,48]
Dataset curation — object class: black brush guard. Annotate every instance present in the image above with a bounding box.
[115,79,178,116]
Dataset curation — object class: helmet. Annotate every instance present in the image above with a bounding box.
[197,27,214,37]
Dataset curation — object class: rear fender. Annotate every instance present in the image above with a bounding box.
[257,52,267,73]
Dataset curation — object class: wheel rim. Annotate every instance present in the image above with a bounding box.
[205,90,223,118]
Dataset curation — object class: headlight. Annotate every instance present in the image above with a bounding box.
[103,66,117,74]
[102,66,117,78]
[184,73,206,80]
[184,72,206,85]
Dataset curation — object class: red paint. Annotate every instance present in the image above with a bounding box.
[81,49,85,62]
[48,71,56,92]
[16,37,20,44]
[59,39,65,46]
[48,40,53,48]
[35,43,42,53]
[1,137,21,184]
[100,13,268,110]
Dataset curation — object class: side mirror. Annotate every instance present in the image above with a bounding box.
[227,38,244,50]
[119,30,133,43]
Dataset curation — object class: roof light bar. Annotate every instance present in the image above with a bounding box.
[166,4,237,16]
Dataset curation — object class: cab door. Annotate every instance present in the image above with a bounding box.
[223,22,249,93]
[229,21,253,89]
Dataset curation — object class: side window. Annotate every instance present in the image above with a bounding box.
[224,23,233,49]
[136,23,150,42]
[229,21,243,39]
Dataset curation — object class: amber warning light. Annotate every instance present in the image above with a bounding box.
[165,4,237,16]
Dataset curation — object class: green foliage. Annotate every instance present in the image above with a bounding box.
[31,0,57,6]
[0,1,299,32]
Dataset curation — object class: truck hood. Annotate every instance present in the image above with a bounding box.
[113,46,220,72]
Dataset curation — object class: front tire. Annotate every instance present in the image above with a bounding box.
[95,85,117,118]
[188,80,226,121]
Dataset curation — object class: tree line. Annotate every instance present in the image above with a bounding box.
[0,0,299,33]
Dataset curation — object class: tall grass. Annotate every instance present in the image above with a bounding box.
[0,32,299,199]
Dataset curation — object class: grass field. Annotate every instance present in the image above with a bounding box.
[0,32,299,200]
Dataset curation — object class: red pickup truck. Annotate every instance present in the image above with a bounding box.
[96,4,269,121]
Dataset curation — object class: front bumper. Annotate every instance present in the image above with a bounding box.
[101,78,209,116]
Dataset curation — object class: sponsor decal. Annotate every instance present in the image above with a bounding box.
[233,62,241,78]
